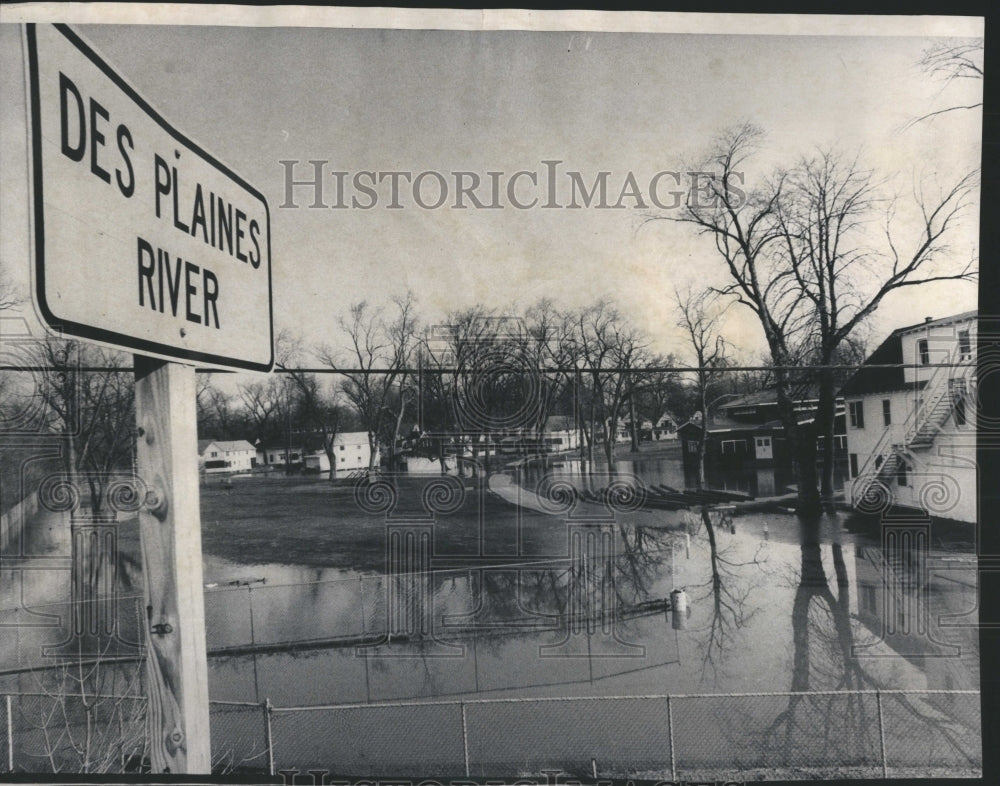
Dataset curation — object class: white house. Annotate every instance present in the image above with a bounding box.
[651,413,679,441]
[198,440,257,474]
[303,432,378,476]
[840,311,976,523]
[256,443,306,468]
[542,415,580,453]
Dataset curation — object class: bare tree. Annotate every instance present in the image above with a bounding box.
[675,287,731,488]
[655,123,822,510]
[775,149,977,497]
[521,299,576,448]
[906,40,983,127]
[30,338,134,514]
[238,378,283,446]
[322,293,418,471]
[631,354,686,428]
[283,367,344,481]
[22,640,147,774]
[571,299,647,471]
[659,122,977,513]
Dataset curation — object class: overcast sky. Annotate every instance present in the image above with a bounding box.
[0,10,983,372]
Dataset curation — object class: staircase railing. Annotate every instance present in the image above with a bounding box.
[904,357,976,447]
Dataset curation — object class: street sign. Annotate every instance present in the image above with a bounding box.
[25,23,273,372]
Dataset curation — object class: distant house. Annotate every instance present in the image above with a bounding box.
[840,311,976,523]
[256,443,306,469]
[198,440,257,474]
[541,415,580,453]
[676,415,788,469]
[675,390,847,471]
[302,431,377,476]
[650,413,679,441]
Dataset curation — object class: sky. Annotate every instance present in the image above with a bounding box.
[0,8,984,375]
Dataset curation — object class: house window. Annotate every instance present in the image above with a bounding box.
[834,435,847,451]
[210,451,217,457]
[687,440,698,453]
[882,399,891,427]
[849,453,859,478]
[340,457,345,463]
[917,338,930,366]
[958,329,972,359]
[339,445,345,451]
[720,439,748,456]
[849,401,865,429]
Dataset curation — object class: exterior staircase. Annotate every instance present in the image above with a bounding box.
[851,357,975,508]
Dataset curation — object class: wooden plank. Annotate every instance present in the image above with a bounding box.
[134,356,211,773]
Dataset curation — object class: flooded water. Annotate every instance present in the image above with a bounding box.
[198,508,978,708]
[1,454,980,777]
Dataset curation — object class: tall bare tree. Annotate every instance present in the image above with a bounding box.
[31,338,134,514]
[675,287,731,488]
[571,299,647,471]
[322,293,418,470]
[661,122,977,512]
[775,150,977,497]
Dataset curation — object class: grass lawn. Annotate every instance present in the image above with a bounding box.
[193,473,570,571]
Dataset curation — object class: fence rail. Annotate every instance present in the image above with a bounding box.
[0,689,982,778]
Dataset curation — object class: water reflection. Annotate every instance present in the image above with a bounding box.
[756,510,980,770]
[2,462,978,736]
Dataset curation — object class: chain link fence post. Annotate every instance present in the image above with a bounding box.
[461,701,470,777]
[263,698,275,776]
[876,689,887,778]
[667,695,676,782]
[5,694,12,773]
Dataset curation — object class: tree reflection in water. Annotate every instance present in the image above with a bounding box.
[761,511,977,772]
[689,506,767,684]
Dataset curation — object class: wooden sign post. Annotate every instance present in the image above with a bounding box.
[26,24,272,773]
[134,356,211,772]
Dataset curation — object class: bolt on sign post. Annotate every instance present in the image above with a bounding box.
[25,23,273,772]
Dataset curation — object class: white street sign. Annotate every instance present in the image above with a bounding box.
[26,23,273,371]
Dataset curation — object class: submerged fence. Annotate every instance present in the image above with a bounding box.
[1,689,982,779]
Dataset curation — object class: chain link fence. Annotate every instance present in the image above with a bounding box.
[0,689,981,778]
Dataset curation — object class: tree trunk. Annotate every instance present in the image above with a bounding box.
[602,419,616,471]
[774,371,821,515]
[696,379,708,489]
[816,366,837,500]
[323,427,336,482]
[696,427,707,489]
[588,399,596,466]
[700,506,721,590]
[628,392,640,453]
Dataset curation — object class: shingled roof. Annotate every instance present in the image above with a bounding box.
[838,331,906,397]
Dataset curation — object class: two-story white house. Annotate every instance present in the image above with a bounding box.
[198,440,257,474]
[302,432,378,476]
[839,311,976,523]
